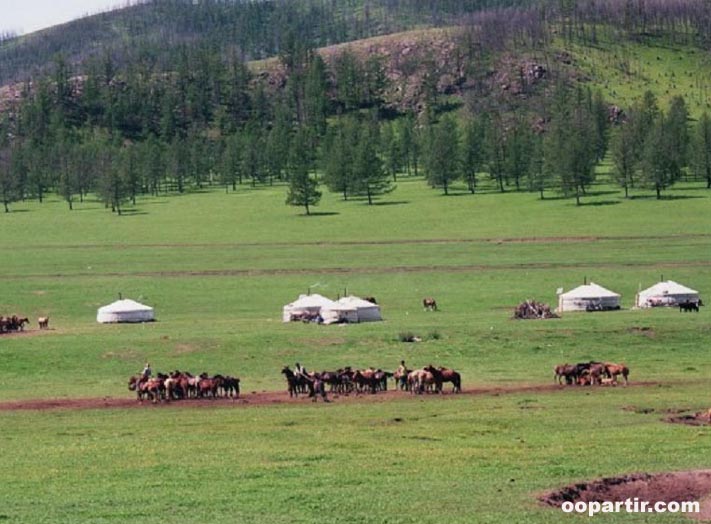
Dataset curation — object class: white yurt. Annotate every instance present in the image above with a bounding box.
[338,296,383,322]
[320,303,359,325]
[97,299,155,323]
[557,282,621,312]
[282,294,337,322]
[635,280,699,308]
[321,296,383,324]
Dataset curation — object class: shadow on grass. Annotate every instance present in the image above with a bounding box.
[7,208,30,213]
[119,210,149,216]
[371,200,410,206]
[577,200,621,207]
[299,211,340,217]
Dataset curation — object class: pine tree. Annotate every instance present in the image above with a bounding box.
[424,115,461,195]
[285,127,320,215]
[352,119,393,205]
[463,116,485,194]
[691,112,711,189]
[611,122,637,198]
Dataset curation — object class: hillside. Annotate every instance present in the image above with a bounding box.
[0,0,532,85]
[1,0,711,217]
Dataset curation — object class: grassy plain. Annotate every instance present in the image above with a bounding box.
[1,176,710,523]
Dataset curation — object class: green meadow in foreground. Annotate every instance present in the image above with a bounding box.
[1,177,710,523]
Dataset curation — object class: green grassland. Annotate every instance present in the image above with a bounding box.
[1,177,710,523]
[561,33,711,118]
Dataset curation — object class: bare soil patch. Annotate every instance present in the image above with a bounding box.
[0,381,660,413]
[540,470,711,520]
[666,409,711,427]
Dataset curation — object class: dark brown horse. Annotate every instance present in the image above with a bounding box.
[423,298,438,311]
[554,364,577,385]
[281,366,313,397]
[424,365,461,393]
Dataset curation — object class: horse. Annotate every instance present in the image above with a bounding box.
[604,362,629,385]
[553,364,577,385]
[222,375,240,400]
[423,297,438,311]
[436,366,461,393]
[197,373,223,399]
[129,375,164,403]
[352,369,379,394]
[408,369,436,394]
[679,301,699,313]
[281,366,313,397]
[38,317,50,330]
[11,316,29,331]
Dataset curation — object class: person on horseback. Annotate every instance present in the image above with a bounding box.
[295,362,308,379]
[141,362,152,380]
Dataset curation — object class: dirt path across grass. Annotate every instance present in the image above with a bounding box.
[5,233,711,251]
[0,381,660,412]
[2,260,711,280]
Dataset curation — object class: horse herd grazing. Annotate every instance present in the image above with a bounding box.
[128,370,241,403]
[280,362,462,402]
[0,315,29,334]
[554,361,630,386]
[0,315,49,334]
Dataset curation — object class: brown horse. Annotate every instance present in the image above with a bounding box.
[554,364,577,385]
[423,365,461,393]
[423,298,438,311]
[408,369,436,394]
[604,362,629,385]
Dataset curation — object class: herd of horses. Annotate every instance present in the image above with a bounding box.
[0,315,29,334]
[0,315,49,334]
[128,370,240,403]
[280,363,461,402]
[554,361,630,386]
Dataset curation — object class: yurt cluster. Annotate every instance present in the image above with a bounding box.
[556,280,702,312]
[283,294,382,324]
[92,279,700,326]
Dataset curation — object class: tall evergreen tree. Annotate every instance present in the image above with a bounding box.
[611,122,637,198]
[353,119,393,205]
[424,115,461,195]
[463,116,485,194]
[641,113,682,199]
[285,127,320,215]
[691,111,711,189]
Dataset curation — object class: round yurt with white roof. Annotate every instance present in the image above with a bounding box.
[282,294,337,322]
[97,299,155,323]
[635,280,700,308]
[557,282,621,312]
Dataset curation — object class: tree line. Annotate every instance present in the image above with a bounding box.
[2,1,711,214]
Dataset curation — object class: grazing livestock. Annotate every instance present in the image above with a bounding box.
[422,297,438,311]
[554,364,577,385]
[0,315,29,333]
[407,369,437,394]
[554,361,630,387]
[281,366,313,397]
[604,362,630,385]
[38,317,50,330]
[424,365,461,393]
[679,301,700,312]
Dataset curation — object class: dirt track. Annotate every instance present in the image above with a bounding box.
[0,381,660,412]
